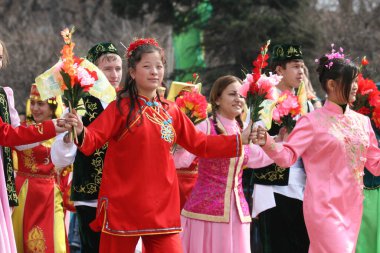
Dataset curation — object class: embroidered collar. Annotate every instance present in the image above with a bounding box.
[324,100,350,114]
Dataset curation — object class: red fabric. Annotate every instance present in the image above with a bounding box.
[0,118,55,146]
[58,167,76,212]
[78,96,241,236]
[14,142,60,252]
[177,158,199,210]
[99,233,183,253]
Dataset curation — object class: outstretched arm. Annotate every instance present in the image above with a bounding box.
[0,118,57,146]
[66,102,119,155]
[246,143,274,168]
[174,107,243,159]
[254,116,314,168]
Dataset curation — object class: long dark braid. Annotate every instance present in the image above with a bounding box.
[211,108,224,135]
[156,80,169,110]
[116,77,141,129]
[235,115,244,130]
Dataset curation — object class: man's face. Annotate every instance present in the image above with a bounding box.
[97,54,123,89]
[276,60,305,88]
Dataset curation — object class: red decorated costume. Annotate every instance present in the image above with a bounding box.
[12,84,68,253]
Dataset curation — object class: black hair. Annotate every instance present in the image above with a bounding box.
[49,103,58,119]
[116,44,167,129]
[270,59,304,74]
[316,57,358,103]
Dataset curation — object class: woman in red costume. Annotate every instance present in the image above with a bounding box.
[0,39,71,253]
[65,38,254,253]
[12,84,68,253]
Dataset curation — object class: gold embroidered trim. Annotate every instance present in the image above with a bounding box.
[99,199,182,236]
[0,91,18,203]
[36,123,44,134]
[364,185,380,190]
[254,164,288,182]
[234,151,252,223]
[176,168,198,175]
[73,143,107,195]
[182,119,250,223]
[17,171,55,179]
[26,225,46,253]
[74,99,106,195]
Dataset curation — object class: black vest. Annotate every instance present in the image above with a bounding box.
[71,96,108,201]
[252,122,290,185]
[0,87,17,206]
[252,101,312,185]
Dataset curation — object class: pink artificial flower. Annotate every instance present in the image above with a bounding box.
[273,90,301,124]
[77,66,96,91]
[255,73,282,100]
[240,73,253,98]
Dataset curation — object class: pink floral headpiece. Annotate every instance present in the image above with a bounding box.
[315,43,350,69]
[126,38,161,58]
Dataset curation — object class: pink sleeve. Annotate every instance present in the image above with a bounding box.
[173,120,208,168]
[261,116,314,168]
[364,117,380,175]
[246,143,274,168]
[4,87,20,127]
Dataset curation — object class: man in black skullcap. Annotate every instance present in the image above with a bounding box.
[250,44,310,253]
[51,42,122,253]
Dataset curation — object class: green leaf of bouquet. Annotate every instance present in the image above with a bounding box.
[60,71,72,90]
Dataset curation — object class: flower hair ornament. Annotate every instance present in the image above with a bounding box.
[315,43,350,69]
[124,38,161,59]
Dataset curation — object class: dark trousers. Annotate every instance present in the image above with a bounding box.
[68,212,82,253]
[243,169,264,253]
[259,193,310,253]
[76,205,101,253]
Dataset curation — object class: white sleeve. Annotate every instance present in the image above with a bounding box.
[51,132,77,168]
[172,120,208,168]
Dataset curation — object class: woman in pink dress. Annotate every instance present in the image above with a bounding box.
[253,53,380,252]
[175,75,273,253]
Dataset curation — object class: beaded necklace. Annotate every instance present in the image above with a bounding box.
[140,97,175,144]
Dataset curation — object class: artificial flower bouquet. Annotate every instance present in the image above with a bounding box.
[175,87,208,125]
[351,57,380,128]
[239,40,280,131]
[167,74,202,102]
[169,74,207,154]
[36,27,115,140]
[272,90,302,133]
[170,73,207,124]
[36,27,115,109]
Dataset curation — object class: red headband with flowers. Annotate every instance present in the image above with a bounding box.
[126,38,161,58]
